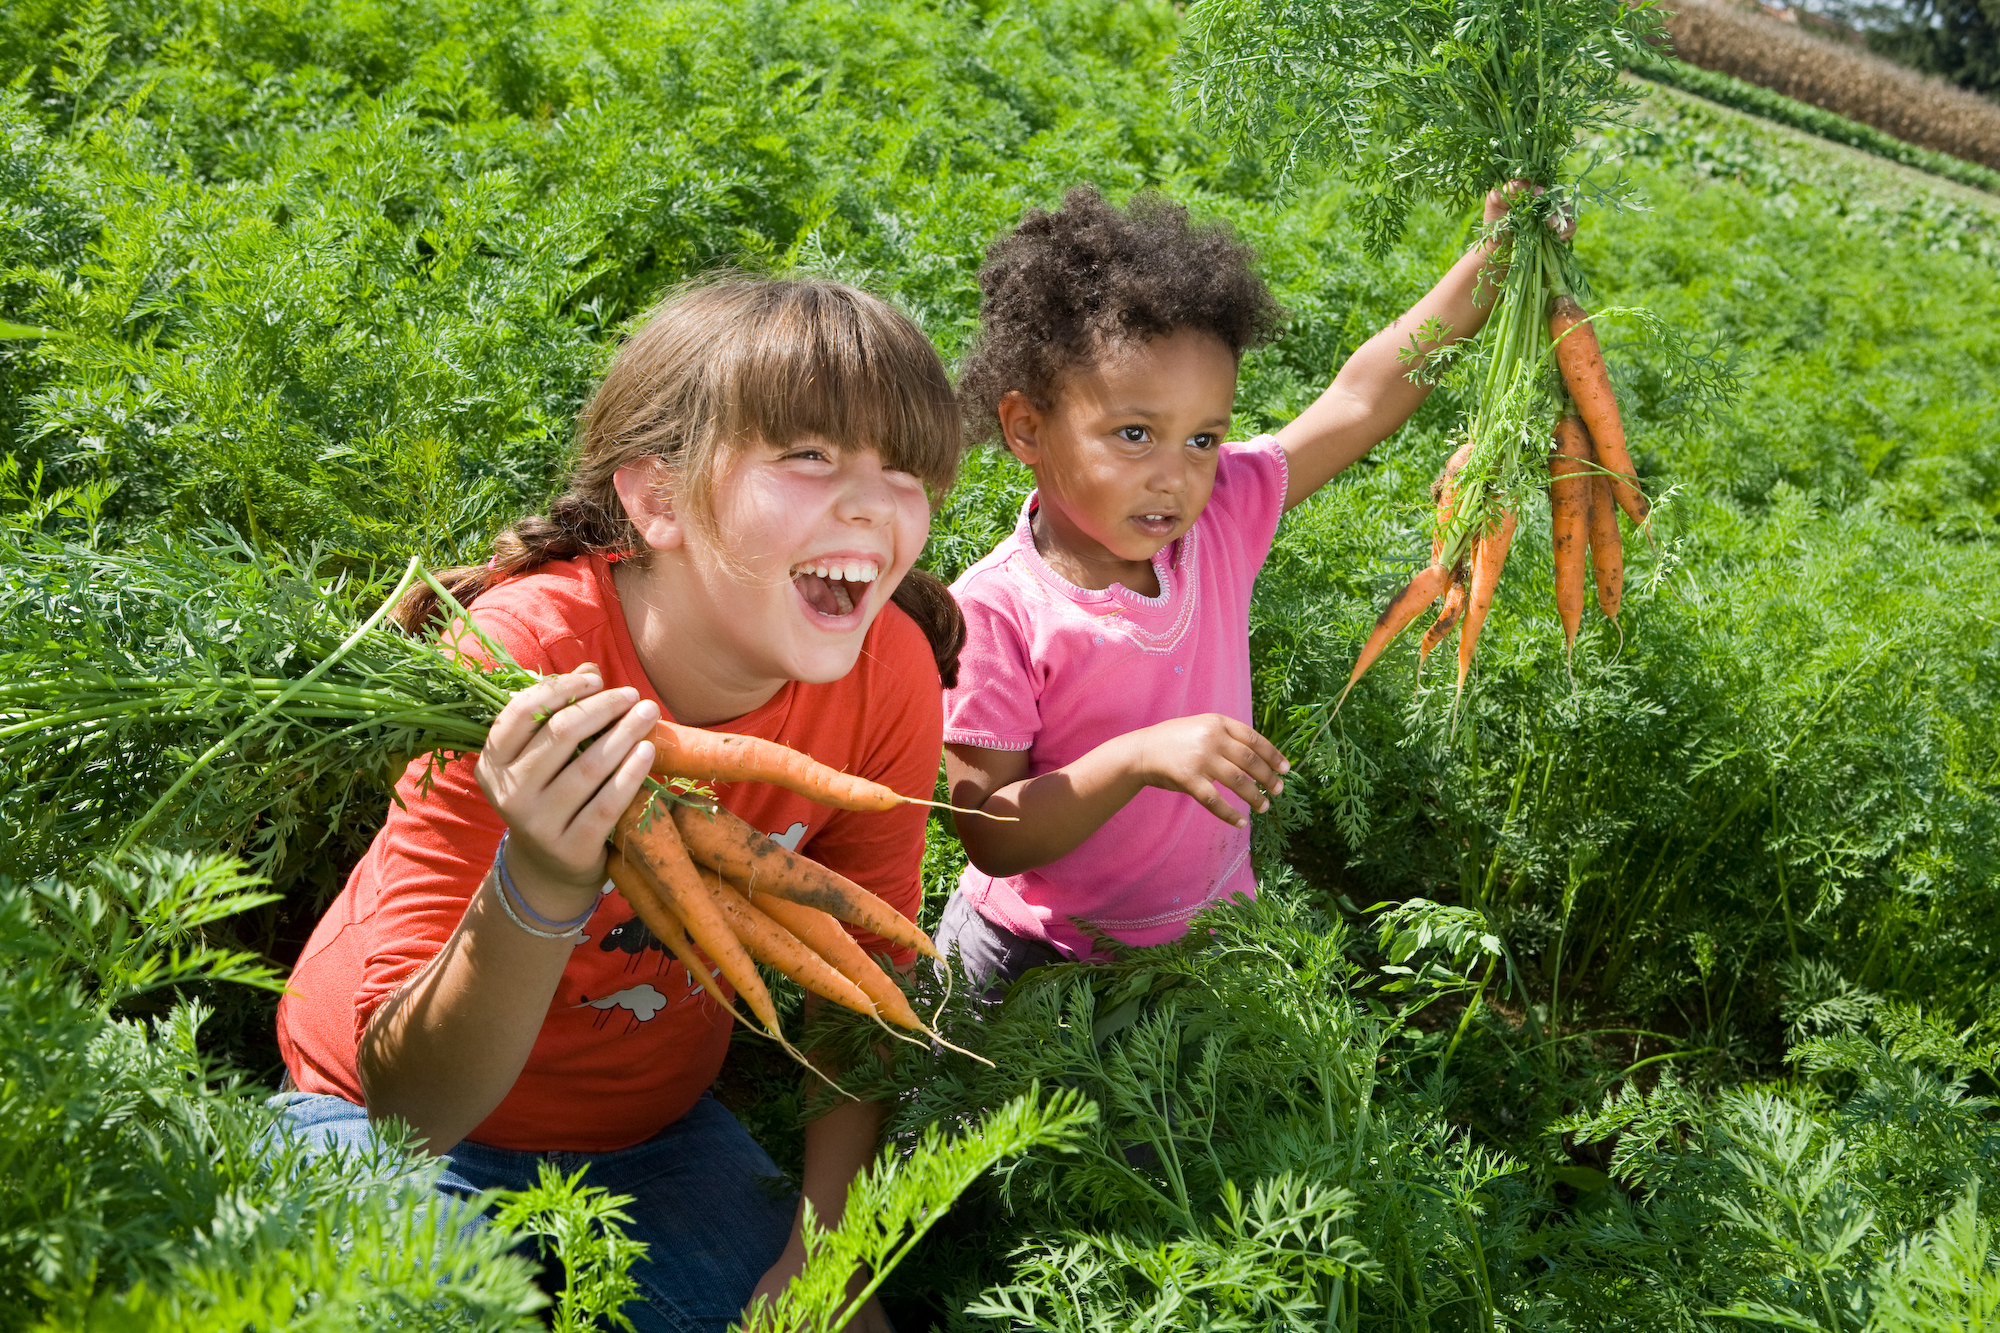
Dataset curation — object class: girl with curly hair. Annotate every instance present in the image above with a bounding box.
[939,184,1568,988]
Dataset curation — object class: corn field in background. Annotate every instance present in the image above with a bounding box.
[1661,0,2000,170]
[1,0,1998,1329]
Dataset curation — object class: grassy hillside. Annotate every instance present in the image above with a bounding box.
[2,0,1997,1327]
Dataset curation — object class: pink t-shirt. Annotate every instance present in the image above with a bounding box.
[942,436,1289,957]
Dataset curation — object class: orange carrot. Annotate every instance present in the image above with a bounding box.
[742,889,925,1031]
[649,721,902,812]
[614,799,780,1034]
[1419,574,1467,666]
[698,868,878,1019]
[1550,416,1592,653]
[1339,563,1454,706]
[1549,295,1648,528]
[1431,442,1475,566]
[671,801,940,961]
[604,849,742,1019]
[1587,474,1624,621]
[1456,509,1518,692]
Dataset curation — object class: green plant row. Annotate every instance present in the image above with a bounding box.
[1629,52,2000,195]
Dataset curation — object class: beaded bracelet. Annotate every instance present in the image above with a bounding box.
[489,832,596,940]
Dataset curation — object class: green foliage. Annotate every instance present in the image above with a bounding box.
[0,849,547,1329]
[490,1166,650,1333]
[1543,1012,2000,1332]
[799,893,1547,1331]
[0,0,1997,1326]
[1180,0,1663,251]
[0,510,527,896]
[738,1089,1096,1333]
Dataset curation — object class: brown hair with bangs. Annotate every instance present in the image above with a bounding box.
[399,277,969,684]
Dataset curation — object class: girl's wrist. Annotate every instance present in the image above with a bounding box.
[496,835,603,927]
[1110,726,1170,791]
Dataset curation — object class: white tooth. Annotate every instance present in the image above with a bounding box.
[854,564,876,583]
[838,562,858,582]
[814,564,830,579]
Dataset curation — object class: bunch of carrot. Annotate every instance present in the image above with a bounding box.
[1340,294,1646,705]
[602,721,963,1064]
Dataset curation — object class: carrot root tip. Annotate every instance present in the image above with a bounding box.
[904,796,1020,822]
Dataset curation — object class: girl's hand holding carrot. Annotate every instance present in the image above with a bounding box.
[473,664,660,920]
[1484,180,1577,241]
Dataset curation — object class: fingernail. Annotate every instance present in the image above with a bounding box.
[1273,780,1285,794]
[1279,760,1291,774]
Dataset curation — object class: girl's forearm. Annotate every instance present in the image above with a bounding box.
[1331,237,1504,417]
[752,1069,894,1316]
[956,739,1146,878]
[357,871,578,1152]
[1276,236,1506,506]
[799,1092,890,1231]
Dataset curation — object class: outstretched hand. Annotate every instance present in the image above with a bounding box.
[1124,713,1290,829]
[473,664,659,920]
[1485,178,1577,242]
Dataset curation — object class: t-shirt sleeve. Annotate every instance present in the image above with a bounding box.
[1207,435,1290,571]
[793,610,941,966]
[940,572,1039,752]
[346,604,545,1042]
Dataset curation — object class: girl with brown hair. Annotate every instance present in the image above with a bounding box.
[274,278,961,1332]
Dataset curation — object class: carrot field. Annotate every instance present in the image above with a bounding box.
[2,0,1997,1328]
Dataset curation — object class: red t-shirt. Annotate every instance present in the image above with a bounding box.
[276,554,940,1152]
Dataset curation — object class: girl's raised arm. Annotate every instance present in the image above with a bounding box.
[1274,185,1572,511]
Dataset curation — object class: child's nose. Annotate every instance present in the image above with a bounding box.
[837,457,899,523]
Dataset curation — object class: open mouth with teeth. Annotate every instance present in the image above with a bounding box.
[790,560,879,618]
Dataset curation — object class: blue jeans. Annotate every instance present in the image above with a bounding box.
[276,1090,796,1333]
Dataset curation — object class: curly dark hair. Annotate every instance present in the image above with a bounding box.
[956,187,1286,442]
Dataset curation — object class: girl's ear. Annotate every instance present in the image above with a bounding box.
[613,459,684,552]
[996,391,1047,468]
